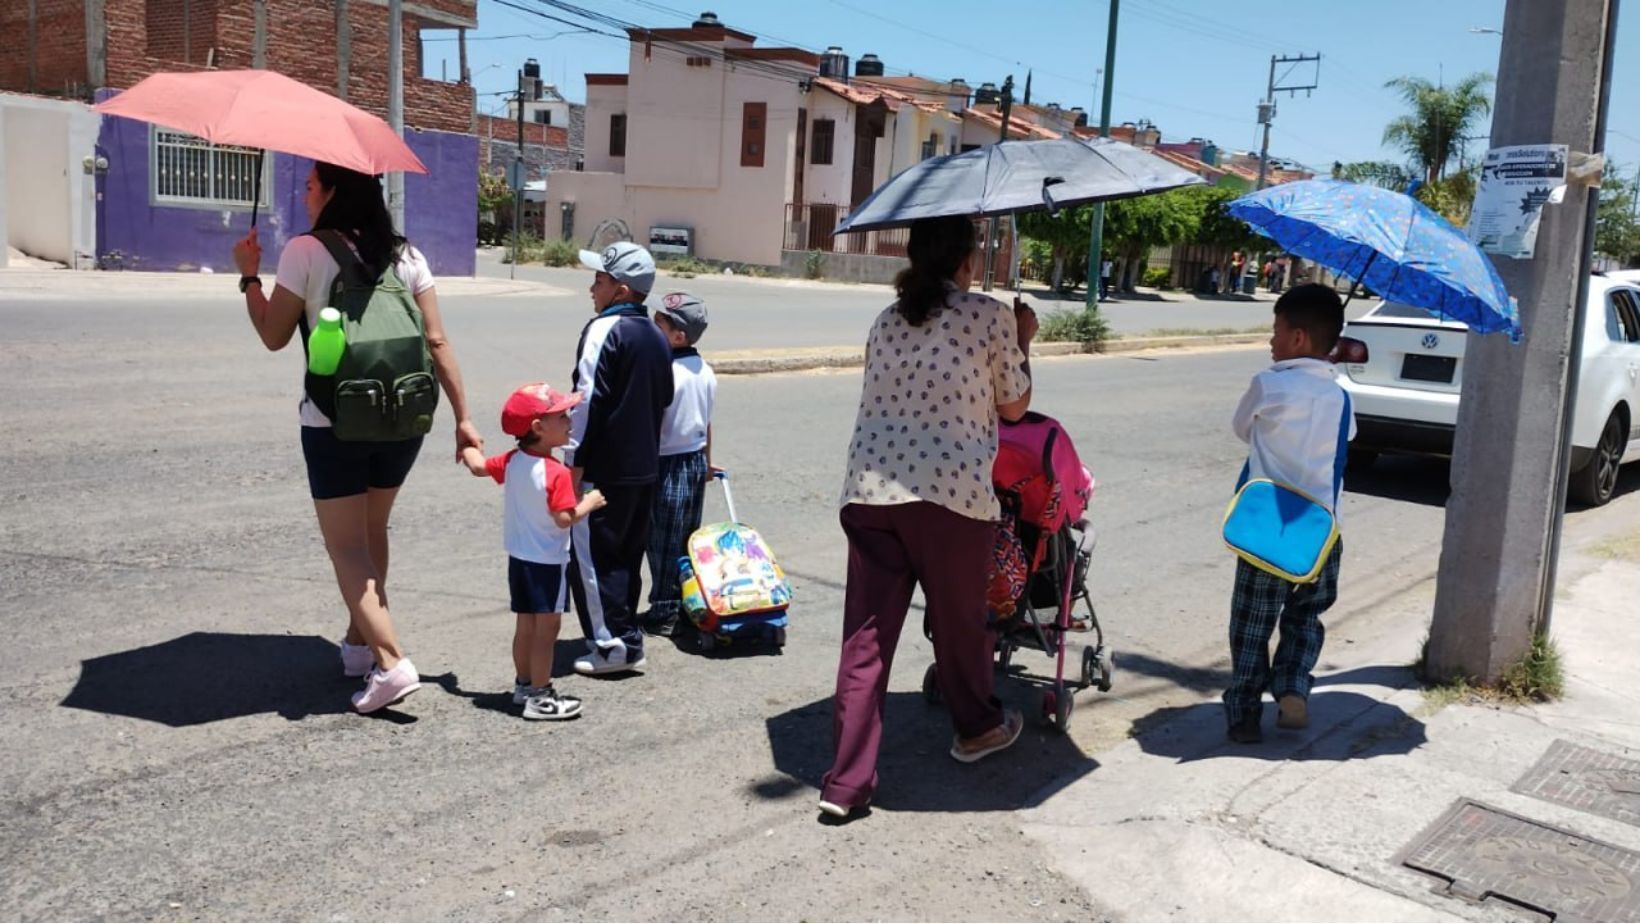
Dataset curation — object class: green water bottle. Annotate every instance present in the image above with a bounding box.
[307,307,345,376]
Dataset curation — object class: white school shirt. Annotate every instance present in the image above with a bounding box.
[273,234,435,428]
[483,449,578,565]
[658,349,717,457]
[1231,357,1358,519]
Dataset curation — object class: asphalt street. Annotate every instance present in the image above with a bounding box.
[1,279,1631,921]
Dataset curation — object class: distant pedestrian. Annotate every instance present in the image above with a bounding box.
[821,215,1036,821]
[1208,265,1221,295]
[566,242,674,675]
[641,292,719,638]
[460,383,606,720]
[231,161,482,714]
[1099,257,1114,301]
[1222,284,1356,744]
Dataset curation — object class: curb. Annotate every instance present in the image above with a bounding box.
[708,333,1266,375]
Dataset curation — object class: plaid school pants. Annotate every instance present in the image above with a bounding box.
[646,449,709,622]
[1222,540,1343,727]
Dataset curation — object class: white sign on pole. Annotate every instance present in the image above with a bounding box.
[1469,143,1569,259]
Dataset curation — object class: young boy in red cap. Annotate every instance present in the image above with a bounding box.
[461,382,606,720]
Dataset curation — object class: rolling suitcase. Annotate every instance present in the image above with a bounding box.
[679,472,791,650]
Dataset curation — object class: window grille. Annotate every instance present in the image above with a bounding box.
[152,128,266,207]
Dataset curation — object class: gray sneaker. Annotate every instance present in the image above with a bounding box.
[522,687,583,721]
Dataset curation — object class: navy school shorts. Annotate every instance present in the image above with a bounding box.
[300,426,424,500]
[508,557,570,614]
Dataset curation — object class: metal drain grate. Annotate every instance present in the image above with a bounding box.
[1514,739,1640,828]
[1399,800,1640,921]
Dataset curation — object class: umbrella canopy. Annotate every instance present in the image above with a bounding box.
[1229,179,1519,340]
[834,136,1207,234]
[95,69,427,175]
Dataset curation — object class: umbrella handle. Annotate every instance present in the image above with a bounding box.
[1345,250,1379,307]
[250,149,265,228]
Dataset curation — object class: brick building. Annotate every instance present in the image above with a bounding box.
[0,0,481,275]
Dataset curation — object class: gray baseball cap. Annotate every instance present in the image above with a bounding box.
[579,241,656,296]
[654,291,708,345]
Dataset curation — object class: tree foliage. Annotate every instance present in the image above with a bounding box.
[1596,164,1640,266]
[1382,72,1493,183]
[1103,187,1206,259]
[478,170,512,217]
[1016,205,1094,291]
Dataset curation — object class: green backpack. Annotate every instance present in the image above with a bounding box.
[299,230,439,442]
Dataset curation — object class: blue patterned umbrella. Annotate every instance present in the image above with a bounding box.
[1229,179,1519,340]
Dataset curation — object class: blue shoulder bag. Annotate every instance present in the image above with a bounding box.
[1221,393,1351,584]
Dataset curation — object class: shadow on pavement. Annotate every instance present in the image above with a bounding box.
[755,691,1098,814]
[60,632,374,726]
[1343,454,1452,507]
[1132,688,1427,764]
[1112,651,1232,695]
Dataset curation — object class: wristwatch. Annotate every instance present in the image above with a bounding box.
[238,275,262,293]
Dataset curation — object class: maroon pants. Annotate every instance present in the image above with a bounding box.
[821,502,1005,807]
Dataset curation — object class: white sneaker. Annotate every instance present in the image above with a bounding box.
[340,640,374,678]
[573,649,646,676]
[522,687,583,721]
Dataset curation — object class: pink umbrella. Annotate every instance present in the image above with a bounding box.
[95,69,427,224]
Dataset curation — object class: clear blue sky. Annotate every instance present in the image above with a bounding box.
[432,0,1640,175]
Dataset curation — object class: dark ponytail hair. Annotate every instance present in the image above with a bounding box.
[893,215,976,326]
[310,162,405,279]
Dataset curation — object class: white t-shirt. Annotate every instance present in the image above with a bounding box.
[659,349,716,457]
[274,234,435,428]
[1232,357,1358,519]
[484,449,578,565]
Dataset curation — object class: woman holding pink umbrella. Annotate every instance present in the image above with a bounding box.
[232,162,481,713]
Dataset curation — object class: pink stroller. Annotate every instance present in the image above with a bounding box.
[922,412,1113,732]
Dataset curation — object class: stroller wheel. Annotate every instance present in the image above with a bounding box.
[770,626,787,648]
[1038,688,1056,725]
[996,642,1014,672]
[1081,646,1098,688]
[1044,684,1073,732]
[1098,649,1114,693]
[922,663,942,705]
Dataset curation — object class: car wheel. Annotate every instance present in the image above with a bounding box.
[1569,412,1626,507]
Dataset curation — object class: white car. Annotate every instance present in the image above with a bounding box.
[1334,274,1640,506]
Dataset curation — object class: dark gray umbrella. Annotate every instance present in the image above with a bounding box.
[833,136,1208,234]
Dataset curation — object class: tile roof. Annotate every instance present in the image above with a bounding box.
[811,76,951,115]
[962,107,1060,140]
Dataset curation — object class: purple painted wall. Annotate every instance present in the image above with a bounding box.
[95,89,476,277]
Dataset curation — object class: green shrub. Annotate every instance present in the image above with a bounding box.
[804,250,828,279]
[1142,265,1172,289]
[541,238,580,267]
[658,255,711,277]
[1037,307,1110,345]
[1498,633,1565,702]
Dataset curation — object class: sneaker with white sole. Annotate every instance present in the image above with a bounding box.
[573,649,646,676]
[340,640,374,678]
[511,680,532,706]
[351,657,421,713]
[522,687,583,721]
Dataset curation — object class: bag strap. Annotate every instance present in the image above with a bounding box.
[1331,390,1353,507]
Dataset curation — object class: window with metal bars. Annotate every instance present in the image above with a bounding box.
[151,128,266,208]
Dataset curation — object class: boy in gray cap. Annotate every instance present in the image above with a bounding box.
[642,291,719,637]
[565,242,674,673]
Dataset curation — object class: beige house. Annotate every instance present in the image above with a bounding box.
[546,15,970,270]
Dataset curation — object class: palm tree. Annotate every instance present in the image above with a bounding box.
[1382,73,1493,183]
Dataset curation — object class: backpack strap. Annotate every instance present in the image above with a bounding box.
[310,229,368,290]
[1331,390,1353,508]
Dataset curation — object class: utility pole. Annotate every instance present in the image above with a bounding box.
[1085,0,1119,308]
[1427,0,1618,683]
[983,74,1014,292]
[1255,53,1320,191]
[512,67,527,280]
[386,0,405,230]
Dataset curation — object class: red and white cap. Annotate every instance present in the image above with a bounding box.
[500,382,582,436]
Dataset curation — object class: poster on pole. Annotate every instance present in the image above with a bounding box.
[1468,144,1569,259]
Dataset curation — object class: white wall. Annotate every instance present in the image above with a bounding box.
[584,84,627,174]
[1,94,99,267]
[803,90,854,207]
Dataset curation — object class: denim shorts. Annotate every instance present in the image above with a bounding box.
[508,557,570,614]
[300,426,424,500]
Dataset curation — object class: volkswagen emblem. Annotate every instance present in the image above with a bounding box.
[1421,333,1440,350]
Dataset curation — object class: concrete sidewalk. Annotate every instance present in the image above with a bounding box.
[1022,519,1640,922]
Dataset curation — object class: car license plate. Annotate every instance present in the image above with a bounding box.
[1401,354,1456,383]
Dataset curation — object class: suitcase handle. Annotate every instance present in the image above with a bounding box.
[713,469,738,524]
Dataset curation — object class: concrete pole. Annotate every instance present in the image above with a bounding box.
[1085,0,1119,308]
[253,0,267,68]
[1426,0,1618,683]
[335,0,350,100]
[1255,56,1276,191]
[387,0,406,232]
[512,69,526,280]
